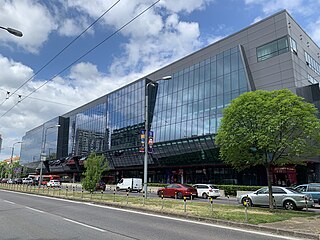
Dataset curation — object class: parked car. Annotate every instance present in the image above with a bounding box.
[95,181,106,191]
[237,186,314,210]
[7,179,14,184]
[14,178,23,184]
[32,179,39,186]
[22,178,33,185]
[294,183,320,204]
[157,184,198,199]
[192,184,221,199]
[47,180,61,188]
[1,178,8,183]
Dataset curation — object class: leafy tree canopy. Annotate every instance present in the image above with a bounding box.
[81,153,109,192]
[216,89,320,171]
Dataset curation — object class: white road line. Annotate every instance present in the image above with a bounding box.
[3,200,15,204]
[25,206,45,213]
[0,189,305,240]
[63,218,106,232]
[83,203,303,240]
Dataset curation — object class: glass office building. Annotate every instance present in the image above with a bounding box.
[20,10,320,185]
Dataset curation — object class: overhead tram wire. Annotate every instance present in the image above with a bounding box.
[0,0,121,108]
[0,88,76,107]
[0,0,160,119]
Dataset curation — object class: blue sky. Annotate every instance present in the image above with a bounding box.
[0,0,320,160]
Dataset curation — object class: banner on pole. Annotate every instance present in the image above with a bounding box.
[139,130,145,153]
[147,131,154,153]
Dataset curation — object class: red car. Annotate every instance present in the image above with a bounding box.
[157,184,198,199]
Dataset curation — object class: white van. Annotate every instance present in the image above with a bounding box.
[116,178,142,192]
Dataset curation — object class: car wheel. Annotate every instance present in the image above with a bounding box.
[284,200,296,210]
[202,193,208,199]
[242,197,253,207]
[177,192,183,199]
[158,191,163,197]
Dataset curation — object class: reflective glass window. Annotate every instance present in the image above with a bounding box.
[257,36,289,62]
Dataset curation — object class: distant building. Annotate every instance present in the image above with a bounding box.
[20,10,320,185]
[3,156,20,164]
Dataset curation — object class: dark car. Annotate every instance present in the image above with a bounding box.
[157,183,198,199]
[14,178,23,184]
[95,181,106,191]
[31,179,39,186]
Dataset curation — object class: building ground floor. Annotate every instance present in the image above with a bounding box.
[25,160,320,187]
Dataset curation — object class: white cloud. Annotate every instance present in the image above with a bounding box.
[0,0,57,53]
[160,0,214,14]
[0,0,217,160]
[308,17,320,44]
[244,0,314,15]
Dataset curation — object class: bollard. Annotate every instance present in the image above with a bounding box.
[305,196,308,212]
[190,194,193,201]
[101,190,104,200]
[73,186,75,197]
[272,196,276,209]
[175,191,177,200]
[126,192,129,204]
[143,191,145,206]
[38,187,40,194]
[81,190,83,199]
[42,186,45,193]
[184,196,187,213]
[59,188,61,196]
[90,191,93,200]
[113,188,116,202]
[244,196,249,222]
[227,195,230,204]
[66,188,68,197]
[161,194,164,210]
[210,197,213,213]
[47,187,50,195]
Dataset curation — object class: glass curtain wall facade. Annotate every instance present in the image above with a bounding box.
[153,46,248,142]
[20,117,60,164]
[68,103,107,156]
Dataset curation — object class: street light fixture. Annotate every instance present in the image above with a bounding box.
[144,75,172,198]
[0,26,23,37]
[39,124,60,186]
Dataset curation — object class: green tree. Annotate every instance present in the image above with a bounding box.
[216,89,320,209]
[81,152,109,192]
[0,162,7,178]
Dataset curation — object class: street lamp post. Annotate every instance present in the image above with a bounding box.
[39,124,60,186]
[10,141,23,179]
[0,26,23,37]
[144,75,171,198]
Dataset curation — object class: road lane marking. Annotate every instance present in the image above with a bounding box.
[83,203,303,240]
[3,200,15,204]
[25,206,45,213]
[0,189,305,240]
[63,218,106,232]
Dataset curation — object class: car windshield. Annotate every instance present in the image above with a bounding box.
[286,188,301,194]
[210,185,219,189]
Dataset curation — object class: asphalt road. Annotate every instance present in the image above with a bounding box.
[0,189,305,240]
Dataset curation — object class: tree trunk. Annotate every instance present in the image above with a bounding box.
[266,164,274,210]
